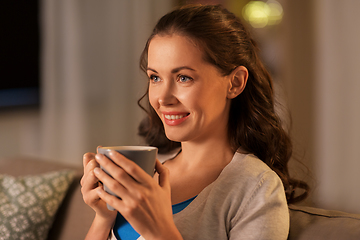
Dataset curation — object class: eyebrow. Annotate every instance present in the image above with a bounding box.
[147,66,196,74]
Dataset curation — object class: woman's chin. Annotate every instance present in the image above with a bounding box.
[164,132,186,143]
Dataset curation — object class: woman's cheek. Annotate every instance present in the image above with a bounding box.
[148,89,158,110]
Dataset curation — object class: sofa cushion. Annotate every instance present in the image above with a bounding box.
[288,204,360,240]
[0,170,75,240]
[0,157,94,240]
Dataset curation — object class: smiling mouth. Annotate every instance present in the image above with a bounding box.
[164,114,189,120]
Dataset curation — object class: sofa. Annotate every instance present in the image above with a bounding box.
[1,156,360,240]
[0,156,94,240]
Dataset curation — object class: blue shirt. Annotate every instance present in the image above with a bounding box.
[113,196,196,240]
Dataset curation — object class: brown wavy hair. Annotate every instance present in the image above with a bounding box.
[138,4,308,204]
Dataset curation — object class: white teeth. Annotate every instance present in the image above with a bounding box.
[164,114,186,120]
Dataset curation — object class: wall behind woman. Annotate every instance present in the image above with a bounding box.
[0,0,174,165]
[282,0,360,214]
[312,0,360,214]
[40,0,175,165]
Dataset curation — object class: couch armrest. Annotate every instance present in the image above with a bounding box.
[288,204,360,240]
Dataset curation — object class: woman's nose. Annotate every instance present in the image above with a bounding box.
[158,82,178,106]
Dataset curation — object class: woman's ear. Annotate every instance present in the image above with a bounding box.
[227,66,248,99]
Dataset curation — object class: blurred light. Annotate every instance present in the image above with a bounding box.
[242,0,283,28]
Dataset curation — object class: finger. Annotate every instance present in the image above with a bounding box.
[82,168,101,192]
[82,159,100,186]
[107,151,152,184]
[155,159,171,193]
[85,159,100,172]
[95,152,147,184]
[95,153,155,206]
[82,185,102,206]
[93,166,128,199]
[94,153,118,175]
[81,153,97,187]
[83,152,95,169]
[96,185,125,212]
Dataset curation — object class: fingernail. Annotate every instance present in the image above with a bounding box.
[93,167,100,175]
[95,154,102,161]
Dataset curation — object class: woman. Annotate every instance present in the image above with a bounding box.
[81,4,308,240]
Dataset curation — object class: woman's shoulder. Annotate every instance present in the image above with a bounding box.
[222,151,279,182]
[208,151,285,202]
[173,151,288,238]
[208,151,287,214]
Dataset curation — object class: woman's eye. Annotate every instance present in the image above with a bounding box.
[149,75,161,83]
[177,75,193,83]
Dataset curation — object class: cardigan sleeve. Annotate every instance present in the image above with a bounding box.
[228,171,290,240]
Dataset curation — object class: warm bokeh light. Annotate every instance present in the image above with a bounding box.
[242,0,283,28]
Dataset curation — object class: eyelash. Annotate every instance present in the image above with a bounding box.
[177,74,193,83]
[148,74,194,84]
[149,74,161,83]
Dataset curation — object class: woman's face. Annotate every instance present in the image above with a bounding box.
[147,34,232,143]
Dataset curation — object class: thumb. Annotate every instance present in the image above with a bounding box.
[155,159,171,193]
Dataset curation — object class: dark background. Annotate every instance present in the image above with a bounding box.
[0,0,40,108]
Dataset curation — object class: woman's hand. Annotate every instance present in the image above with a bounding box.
[93,150,183,240]
[80,151,117,223]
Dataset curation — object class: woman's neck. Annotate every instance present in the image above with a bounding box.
[177,138,235,170]
[164,138,235,204]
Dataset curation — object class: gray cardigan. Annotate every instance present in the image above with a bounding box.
[170,152,289,240]
[131,152,289,240]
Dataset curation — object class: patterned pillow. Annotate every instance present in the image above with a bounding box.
[0,170,75,240]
